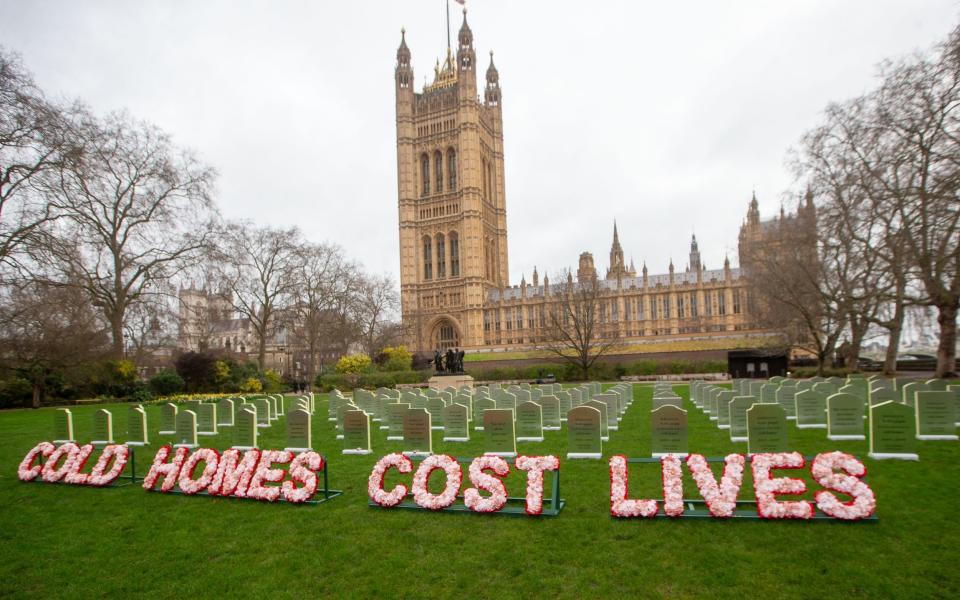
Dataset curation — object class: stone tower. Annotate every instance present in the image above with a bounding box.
[605,221,636,280]
[395,10,508,353]
[688,234,702,272]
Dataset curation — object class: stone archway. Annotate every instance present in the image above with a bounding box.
[430,317,460,351]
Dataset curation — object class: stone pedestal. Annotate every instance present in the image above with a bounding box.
[428,374,474,390]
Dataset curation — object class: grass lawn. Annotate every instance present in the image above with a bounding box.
[1,385,958,598]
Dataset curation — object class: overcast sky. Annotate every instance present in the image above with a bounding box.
[2,0,956,286]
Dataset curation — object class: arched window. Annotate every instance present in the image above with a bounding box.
[434,151,444,193]
[435,319,459,351]
[436,233,446,278]
[447,148,457,190]
[481,158,488,200]
[423,235,433,280]
[486,163,494,203]
[421,154,430,196]
[449,231,460,277]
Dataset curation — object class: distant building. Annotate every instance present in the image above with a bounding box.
[393,11,806,356]
[176,283,341,379]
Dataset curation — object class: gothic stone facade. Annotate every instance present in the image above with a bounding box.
[395,14,795,355]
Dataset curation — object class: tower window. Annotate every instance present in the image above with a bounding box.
[481,158,488,200]
[486,163,494,203]
[450,232,460,277]
[733,290,742,314]
[435,151,444,193]
[423,235,433,280]
[421,154,430,196]
[447,148,457,190]
[436,233,446,278]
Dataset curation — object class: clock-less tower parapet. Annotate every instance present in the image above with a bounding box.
[395,9,509,354]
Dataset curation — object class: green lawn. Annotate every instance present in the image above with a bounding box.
[1,386,958,598]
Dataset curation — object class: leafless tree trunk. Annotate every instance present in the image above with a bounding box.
[352,272,400,357]
[542,272,621,379]
[39,111,216,359]
[289,241,349,389]
[215,221,300,370]
[871,34,960,376]
[741,206,847,375]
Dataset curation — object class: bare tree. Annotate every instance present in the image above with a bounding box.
[0,48,76,272]
[869,31,960,377]
[542,272,621,379]
[288,241,349,387]
[215,221,300,370]
[0,280,109,407]
[352,272,400,356]
[40,111,217,359]
[798,110,894,370]
[124,293,178,367]
[742,212,848,374]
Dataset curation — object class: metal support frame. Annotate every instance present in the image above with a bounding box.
[622,456,878,522]
[368,456,565,516]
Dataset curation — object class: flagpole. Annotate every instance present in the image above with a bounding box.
[446,0,451,50]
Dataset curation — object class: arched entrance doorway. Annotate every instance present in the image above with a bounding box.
[431,318,460,351]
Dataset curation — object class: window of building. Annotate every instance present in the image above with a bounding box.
[484,311,491,332]
[612,299,619,322]
[705,291,712,316]
[494,310,501,331]
[539,306,545,327]
[449,232,460,277]
[487,163,495,203]
[677,295,685,318]
[527,306,535,329]
[733,289,742,314]
[437,322,458,350]
[421,154,430,196]
[434,151,443,193]
[447,148,457,190]
[650,296,657,320]
[690,293,698,317]
[506,308,513,330]
[422,235,432,280]
[481,158,488,200]
[436,233,446,278]
[516,309,523,330]
[599,303,606,323]
[662,295,670,319]
[718,291,726,315]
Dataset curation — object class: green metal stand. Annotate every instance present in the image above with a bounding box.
[368,456,565,516]
[621,456,878,522]
[144,453,342,505]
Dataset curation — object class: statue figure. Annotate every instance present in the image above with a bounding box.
[445,348,455,374]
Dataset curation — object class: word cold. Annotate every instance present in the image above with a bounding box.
[142,445,324,504]
[18,442,129,487]
[368,453,560,515]
[609,452,876,521]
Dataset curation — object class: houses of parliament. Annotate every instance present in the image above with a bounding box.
[395,10,813,356]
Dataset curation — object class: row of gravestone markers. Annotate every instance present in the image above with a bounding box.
[690,375,958,460]
[321,381,624,461]
[54,406,150,447]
